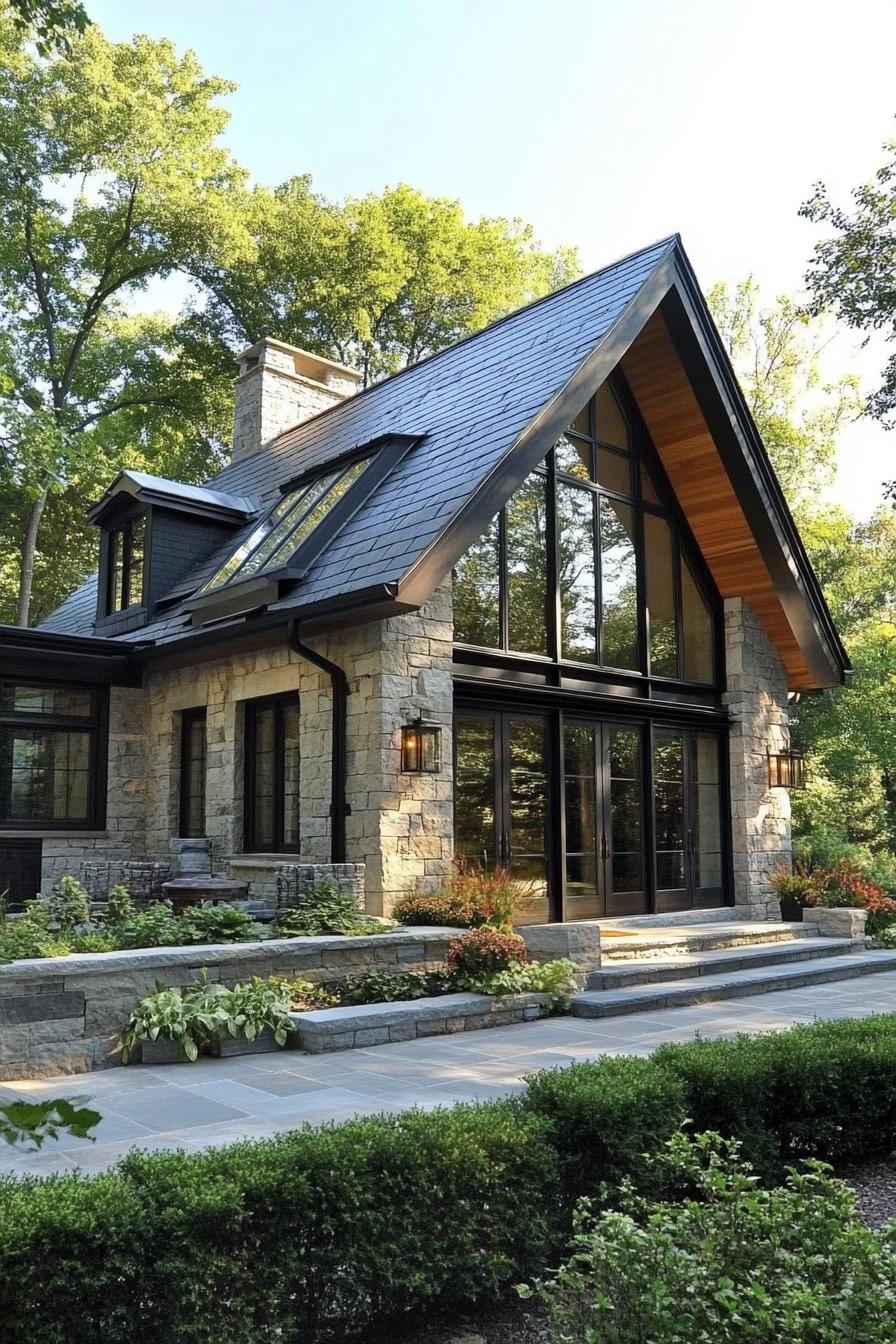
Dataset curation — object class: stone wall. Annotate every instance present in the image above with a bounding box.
[0,929,461,1079]
[723,597,792,919]
[40,582,455,917]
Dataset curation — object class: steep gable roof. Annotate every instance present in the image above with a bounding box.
[38,234,847,689]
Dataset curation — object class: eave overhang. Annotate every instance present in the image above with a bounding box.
[0,625,143,686]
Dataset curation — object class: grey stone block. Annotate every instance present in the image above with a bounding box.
[415,1018,447,1037]
[352,1026,390,1047]
[0,991,85,1026]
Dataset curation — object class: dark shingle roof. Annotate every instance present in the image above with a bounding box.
[41,235,674,642]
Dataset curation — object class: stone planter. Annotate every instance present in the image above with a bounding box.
[138,1037,189,1065]
[209,1028,280,1058]
[804,907,868,940]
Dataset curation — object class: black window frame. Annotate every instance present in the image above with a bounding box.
[0,679,107,831]
[178,706,208,839]
[452,371,722,692]
[105,513,147,615]
[243,691,300,854]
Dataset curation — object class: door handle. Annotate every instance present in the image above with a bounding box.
[600,832,608,861]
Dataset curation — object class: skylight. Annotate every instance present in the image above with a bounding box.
[201,456,370,593]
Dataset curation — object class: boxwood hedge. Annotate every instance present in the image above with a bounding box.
[2,1014,896,1342]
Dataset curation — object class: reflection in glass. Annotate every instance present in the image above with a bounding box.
[454,716,496,867]
[506,473,548,655]
[641,463,662,504]
[1,685,93,717]
[557,482,596,662]
[564,723,599,917]
[596,448,631,496]
[607,727,643,896]
[508,718,550,923]
[282,701,301,850]
[452,512,501,648]
[596,381,629,449]
[645,513,678,677]
[654,731,685,890]
[4,730,91,821]
[555,433,591,480]
[571,404,592,437]
[681,558,715,684]
[250,705,277,851]
[695,733,722,889]
[600,499,639,670]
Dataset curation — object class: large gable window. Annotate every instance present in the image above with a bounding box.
[106,515,146,614]
[0,682,104,828]
[453,376,718,686]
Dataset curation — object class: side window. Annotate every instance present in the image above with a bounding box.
[179,708,207,839]
[243,693,300,852]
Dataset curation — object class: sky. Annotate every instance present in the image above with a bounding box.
[89,0,896,517]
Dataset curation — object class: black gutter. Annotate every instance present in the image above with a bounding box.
[286,618,348,864]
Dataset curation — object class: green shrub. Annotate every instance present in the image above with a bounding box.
[223,977,294,1045]
[177,903,266,944]
[120,980,230,1063]
[0,918,71,962]
[654,1016,896,1175]
[524,1057,687,1207]
[394,866,538,930]
[446,927,529,984]
[48,876,91,930]
[337,969,430,1004]
[104,884,133,923]
[70,931,119,954]
[458,958,579,1009]
[273,882,383,937]
[111,899,182,950]
[522,1131,896,1344]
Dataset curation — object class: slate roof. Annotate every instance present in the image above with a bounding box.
[41,234,675,644]
[86,471,259,522]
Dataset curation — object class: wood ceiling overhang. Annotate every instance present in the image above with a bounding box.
[621,289,845,692]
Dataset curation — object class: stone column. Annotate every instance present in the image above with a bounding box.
[723,597,792,920]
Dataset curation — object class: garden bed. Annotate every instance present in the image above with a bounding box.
[0,928,462,1079]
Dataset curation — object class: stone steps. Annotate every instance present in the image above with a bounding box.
[586,937,856,989]
[569,948,896,1019]
[601,920,812,960]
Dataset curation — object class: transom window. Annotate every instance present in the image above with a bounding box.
[453,376,718,685]
[0,681,104,828]
[202,457,370,594]
[106,515,146,614]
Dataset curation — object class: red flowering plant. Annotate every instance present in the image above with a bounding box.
[804,860,896,934]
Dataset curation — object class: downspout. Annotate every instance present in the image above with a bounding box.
[287,619,348,864]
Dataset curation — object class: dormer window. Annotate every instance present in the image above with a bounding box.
[107,515,146,614]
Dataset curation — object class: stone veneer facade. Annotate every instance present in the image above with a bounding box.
[43,584,454,917]
[723,596,793,919]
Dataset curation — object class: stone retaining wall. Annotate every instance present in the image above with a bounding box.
[0,927,461,1081]
[289,991,552,1053]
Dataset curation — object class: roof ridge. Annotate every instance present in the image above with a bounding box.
[211,233,680,483]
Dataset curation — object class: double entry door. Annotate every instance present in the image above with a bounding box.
[454,704,727,923]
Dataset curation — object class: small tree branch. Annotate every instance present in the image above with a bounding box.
[74,393,180,431]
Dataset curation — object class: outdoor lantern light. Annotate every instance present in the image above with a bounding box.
[767,747,806,790]
[401,717,442,773]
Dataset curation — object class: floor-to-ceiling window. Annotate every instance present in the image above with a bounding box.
[452,373,729,920]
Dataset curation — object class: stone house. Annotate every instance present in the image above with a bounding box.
[0,236,848,922]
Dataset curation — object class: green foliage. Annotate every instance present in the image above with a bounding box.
[392,887,485,927]
[0,915,70,962]
[524,1057,687,1208]
[110,899,182,951]
[176,903,266,945]
[337,969,429,1005]
[120,973,295,1062]
[802,131,896,426]
[456,958,579,1010]
[278,976,341,1011]
[522,1131,896,1344]
[445,926,529,984]
[48,875,91,930]
[9,1018,896,1340]
[0,1095,99,1150]
[273,882,384,937]
[104,884,133,924]
[5,0,89,56]
[69,931,119,954]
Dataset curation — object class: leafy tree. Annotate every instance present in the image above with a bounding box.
[190,178,580,387]
[0,18,249,624]
[801,128,896,427]
[3,0,88,55]
[708,278,860,512]
[0,1094,99,1149]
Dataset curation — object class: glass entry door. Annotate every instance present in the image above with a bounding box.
[653,728,724,911]
[564,721,647,919]
[454,709,551,923]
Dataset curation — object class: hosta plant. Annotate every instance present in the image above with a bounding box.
[120,977,234,1063]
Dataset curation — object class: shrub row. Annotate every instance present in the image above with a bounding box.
[3,1014,896,1343]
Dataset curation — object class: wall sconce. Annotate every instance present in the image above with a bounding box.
[401,717,442,773]
[767,748,806,790]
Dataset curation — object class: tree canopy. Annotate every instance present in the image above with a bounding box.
[802,129,896,427]
[0,20,577,625]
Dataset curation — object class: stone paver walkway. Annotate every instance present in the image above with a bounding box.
[3,971,896,1178]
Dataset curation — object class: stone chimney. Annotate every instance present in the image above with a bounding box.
[231,337,362,463]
